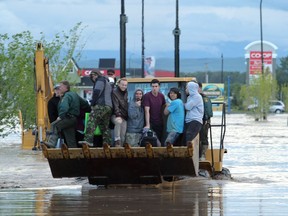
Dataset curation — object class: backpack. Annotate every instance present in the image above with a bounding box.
[140,129,159,147]
[202,95,213,121]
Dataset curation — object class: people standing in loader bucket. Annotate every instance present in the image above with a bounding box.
[143,79,166,145]
[107,69,116,84]
[125,88,145,147]
[164,87,185,146]
[198,82,213,161]
[183,81,204,146]
[81,70,113,146]
[47,84,61,123]
[43,80,81,148]
[111,78,128,147]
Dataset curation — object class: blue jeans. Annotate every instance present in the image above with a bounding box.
[164,131,181,146]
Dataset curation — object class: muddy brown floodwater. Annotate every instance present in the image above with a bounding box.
[1,113,288,215]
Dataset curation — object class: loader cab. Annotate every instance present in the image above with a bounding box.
[126,77,193,102]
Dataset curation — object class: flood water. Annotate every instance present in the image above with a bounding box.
[1,113,288,215]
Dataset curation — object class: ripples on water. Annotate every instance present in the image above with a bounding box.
[223,114,288,187]
[1,114,288,215]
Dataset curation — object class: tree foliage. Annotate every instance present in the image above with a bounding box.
[275,56,288,105]
[0,22,85,137]
[280,85,288,108]
[240,68,278,121]
[276,56,288,88]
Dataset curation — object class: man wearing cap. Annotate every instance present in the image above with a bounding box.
[107,69,116,84]
[47,84,61,123]
[44,80,81,148]
[83,70,113,146]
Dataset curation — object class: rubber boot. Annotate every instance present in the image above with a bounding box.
[45,133,59,148]
[200,144,208,161]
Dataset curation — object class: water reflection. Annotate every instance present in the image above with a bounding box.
[0,180,225,215]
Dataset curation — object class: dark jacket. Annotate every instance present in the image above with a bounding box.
[91,76,113,108]
[47,93,60,123]
[76,96,91,131]
[112,86,128,120]
[200,92,213,121]
[127,89,144,133]
[58,91,80,119]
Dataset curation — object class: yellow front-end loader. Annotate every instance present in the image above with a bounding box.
[24,44,227,186]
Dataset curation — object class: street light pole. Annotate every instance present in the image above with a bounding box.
[221,53,224,83]
[260,0,264,75]
[141,0,145,78]
[120,0,127,78]
[173,0,180,77]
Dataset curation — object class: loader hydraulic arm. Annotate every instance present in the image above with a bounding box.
[21,43,54,150]
[34,43,54,147]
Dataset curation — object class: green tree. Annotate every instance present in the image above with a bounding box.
[230,83,243,110]
[0,23,85,137]
[276,56,288,88]
[240,68,277,121]
[280,84,288,109]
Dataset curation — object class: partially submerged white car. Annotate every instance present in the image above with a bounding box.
[269,100,285,113]
[248,100,285,114]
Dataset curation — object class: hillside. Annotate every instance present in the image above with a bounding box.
[78,57,247,73]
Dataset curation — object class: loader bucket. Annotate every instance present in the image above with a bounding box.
[42,140,200,186]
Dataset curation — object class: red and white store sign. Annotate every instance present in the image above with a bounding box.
[249,51,272,75]
[78,69,121,77]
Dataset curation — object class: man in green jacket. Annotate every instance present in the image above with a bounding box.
[44,80,80,148]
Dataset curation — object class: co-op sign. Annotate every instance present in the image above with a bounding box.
[249,51,272,75]
[79,69,120,77]
[250,51,272,59]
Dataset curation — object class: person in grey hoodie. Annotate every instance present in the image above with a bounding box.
[184,81,204,145]
[83,70,113,146]
[125,88,145,146]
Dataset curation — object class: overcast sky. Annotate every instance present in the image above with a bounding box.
[1,0,288,58]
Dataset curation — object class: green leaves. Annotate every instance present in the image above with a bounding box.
[0,23,85,137]
[241,73,277,120]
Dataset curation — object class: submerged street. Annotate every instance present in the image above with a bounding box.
[1,113,288,215]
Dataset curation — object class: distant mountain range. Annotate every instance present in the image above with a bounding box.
[78,56,247,73]
[78,49,284,73]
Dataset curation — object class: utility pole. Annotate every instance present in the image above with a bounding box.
[141,0,145,77]
[205,63,209,83]
[221,53,224,83]
[227,76,231,114]
[260,0,264,75]
[120,0,127,78]
[173,0,180,77]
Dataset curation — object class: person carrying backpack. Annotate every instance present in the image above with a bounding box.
[198,82,213,161]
